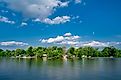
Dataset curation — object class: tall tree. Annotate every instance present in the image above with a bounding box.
[26,46,34,56]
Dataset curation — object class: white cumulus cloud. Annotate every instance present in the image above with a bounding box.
[20,22,28,26]
[34,16,71,24]
[76,41,121,48]
[40,33,121,48]
[0,41,29,46]
[59,41,79,45]
[41,36,65,43]
[0,0,83,25]
[1,0,69,19]
[0,16,15,24]
[81,41,108,47]
[40,32,80,45]
[64,32,72,37]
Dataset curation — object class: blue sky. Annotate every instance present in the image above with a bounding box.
[0,0,121,49]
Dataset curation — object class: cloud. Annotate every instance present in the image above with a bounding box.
[40,33,121,47]
[64,32,72,37]
[1,0,69,19]
[107,42,121,46]
[0,16,15,24]
[77,41,121,47]
[59,1,69,7]
[72,16,80,20]
[81,41,108,47]
[0,41,29,46]
[34,16,71,24]
[0,0,82,25]
[59,41,79,45]
[20,22,28,26]
[40,32,80,45]
[41,36,65,43]
[75,0,82,4]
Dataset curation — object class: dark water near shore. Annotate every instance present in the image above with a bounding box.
[0,58,121,80]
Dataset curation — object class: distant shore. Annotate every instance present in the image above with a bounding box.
[0,46,121,59]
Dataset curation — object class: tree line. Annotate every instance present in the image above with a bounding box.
[0,46,121,59]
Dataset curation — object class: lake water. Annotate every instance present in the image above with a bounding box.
[0,58,121,80]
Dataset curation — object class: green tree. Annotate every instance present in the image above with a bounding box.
[33,47,45,58]
[5,50,12,57]
[68,47,75,57]
[26,46,34,56]
[15,49,26,56]
[0,49,4,56]
[57,47,64,57]
[101,46,119,57]
[75,47,83,58]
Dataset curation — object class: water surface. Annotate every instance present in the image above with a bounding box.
[0,58,121,80]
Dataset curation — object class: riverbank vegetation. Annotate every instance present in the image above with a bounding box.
[0,46,121,59]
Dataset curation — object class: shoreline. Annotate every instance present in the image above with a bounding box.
[9,56,116,59]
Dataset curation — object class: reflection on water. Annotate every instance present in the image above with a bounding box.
[0,58,121,80]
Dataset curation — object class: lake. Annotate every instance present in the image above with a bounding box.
[0,58,121,80]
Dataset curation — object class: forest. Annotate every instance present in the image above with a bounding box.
[0,46,121,59]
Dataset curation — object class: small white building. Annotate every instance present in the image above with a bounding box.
[82,55,87,58]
